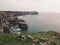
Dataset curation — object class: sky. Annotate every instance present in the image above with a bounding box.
[0,0,60,12]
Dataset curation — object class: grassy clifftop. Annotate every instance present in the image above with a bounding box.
[0,31,60,45]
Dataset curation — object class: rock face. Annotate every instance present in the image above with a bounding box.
[0,11,11,33]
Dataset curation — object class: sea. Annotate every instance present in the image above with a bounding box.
[17,13,60,33]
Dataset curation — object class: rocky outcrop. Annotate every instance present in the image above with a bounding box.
[9,18,28,31]
[18,20,28,30]
[0,11,28,33]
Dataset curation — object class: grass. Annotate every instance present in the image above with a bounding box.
[0,31,60,45]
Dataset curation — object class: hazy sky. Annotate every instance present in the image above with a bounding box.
[0,0,60,12]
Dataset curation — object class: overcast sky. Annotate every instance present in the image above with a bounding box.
[0,0,60,12]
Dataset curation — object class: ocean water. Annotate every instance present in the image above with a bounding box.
[18,13,60,33]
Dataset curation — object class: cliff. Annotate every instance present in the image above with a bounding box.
[1,11,38,16]
[0,11,38,33]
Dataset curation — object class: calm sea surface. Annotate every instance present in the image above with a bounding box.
[18,13,60,33]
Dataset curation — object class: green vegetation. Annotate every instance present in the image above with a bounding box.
[0,31,60,45]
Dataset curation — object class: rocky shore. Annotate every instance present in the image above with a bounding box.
[0,11,38,33]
